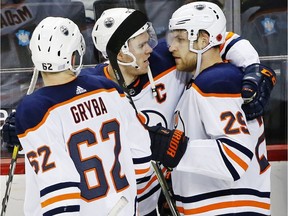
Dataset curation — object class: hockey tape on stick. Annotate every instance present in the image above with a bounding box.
[1,68,38,216]
[108,196,128,216]
[151,160,180,216]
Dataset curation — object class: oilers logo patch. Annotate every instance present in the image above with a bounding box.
[140,109,168,128]
[60,25,69,36]
[104,17,114,28]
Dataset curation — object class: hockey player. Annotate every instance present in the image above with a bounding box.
[2,6,275,216]
[88,7,275,215]
[11,16,184,216]
[15,16,143,215]
[153,2,271,215]
[89,8,189,215]
[2,6,276,216]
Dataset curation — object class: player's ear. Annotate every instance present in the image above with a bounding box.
[71,54,76,66]
[199,31,209,49]
[117,51,125,61]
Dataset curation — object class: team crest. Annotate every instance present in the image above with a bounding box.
[141,110,168,128]
[104,17,114,28]
[195,4,205,10]
[60,25,69,36]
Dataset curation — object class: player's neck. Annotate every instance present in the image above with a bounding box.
[200,48,223,72]
[107,64,138,86]
[41,70,76,86]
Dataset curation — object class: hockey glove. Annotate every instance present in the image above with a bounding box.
[147,124,188,169]
[241,63,276,120]
[1,111,22,152]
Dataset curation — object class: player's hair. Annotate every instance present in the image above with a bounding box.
[29,17,85,75]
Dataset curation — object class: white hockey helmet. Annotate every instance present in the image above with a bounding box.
[29,17,86,74]
[92,8,157,62]
[169,1,226,51]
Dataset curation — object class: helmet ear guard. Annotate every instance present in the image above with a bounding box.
[29,17,85,75]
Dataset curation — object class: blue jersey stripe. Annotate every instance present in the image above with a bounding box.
[40,182,80,197]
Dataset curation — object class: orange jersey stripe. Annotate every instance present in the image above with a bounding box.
[103,65,111,80]
[220,32,235,52]
[178,200,270,215]
[222,144,249,171]
[41,193,80,208]
[143,66,176,89]
[135,167,151,175]
[137,174,158,195]
[192,83,241,98]
[137,166,166,194]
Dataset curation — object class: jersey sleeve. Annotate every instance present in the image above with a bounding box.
[176,65,255,182]
[220,32,260,68]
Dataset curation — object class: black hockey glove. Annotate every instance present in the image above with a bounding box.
[147,124,188,169]
[241,63,276,120]
[1,111,22,152]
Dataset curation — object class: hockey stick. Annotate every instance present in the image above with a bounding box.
[106,16,179,214]
[108,196,128,216]
[1,68,39,216]
[151,161,179,216]
[1,145,20,216]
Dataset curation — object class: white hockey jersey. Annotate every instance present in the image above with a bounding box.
[220,32,260,68]
[82,39,190,215]
[173,63,271,215]
[81,34,261,215]
[16,75,152,216]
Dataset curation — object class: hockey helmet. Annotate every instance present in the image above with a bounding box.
[92,8,157,60]
[29,17,86,74]
[169,1,226,51]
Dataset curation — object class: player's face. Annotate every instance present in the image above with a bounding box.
[168,30,197,72]
[127,31,153,74]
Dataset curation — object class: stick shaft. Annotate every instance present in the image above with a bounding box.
[1,145,20,216]
[151,161,179,216]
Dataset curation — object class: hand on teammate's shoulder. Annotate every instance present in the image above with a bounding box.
[241,63,276,120]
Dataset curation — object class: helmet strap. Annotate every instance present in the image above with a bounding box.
[117,48,139,69]
[189,40,213,79]
[106,10,148,93]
